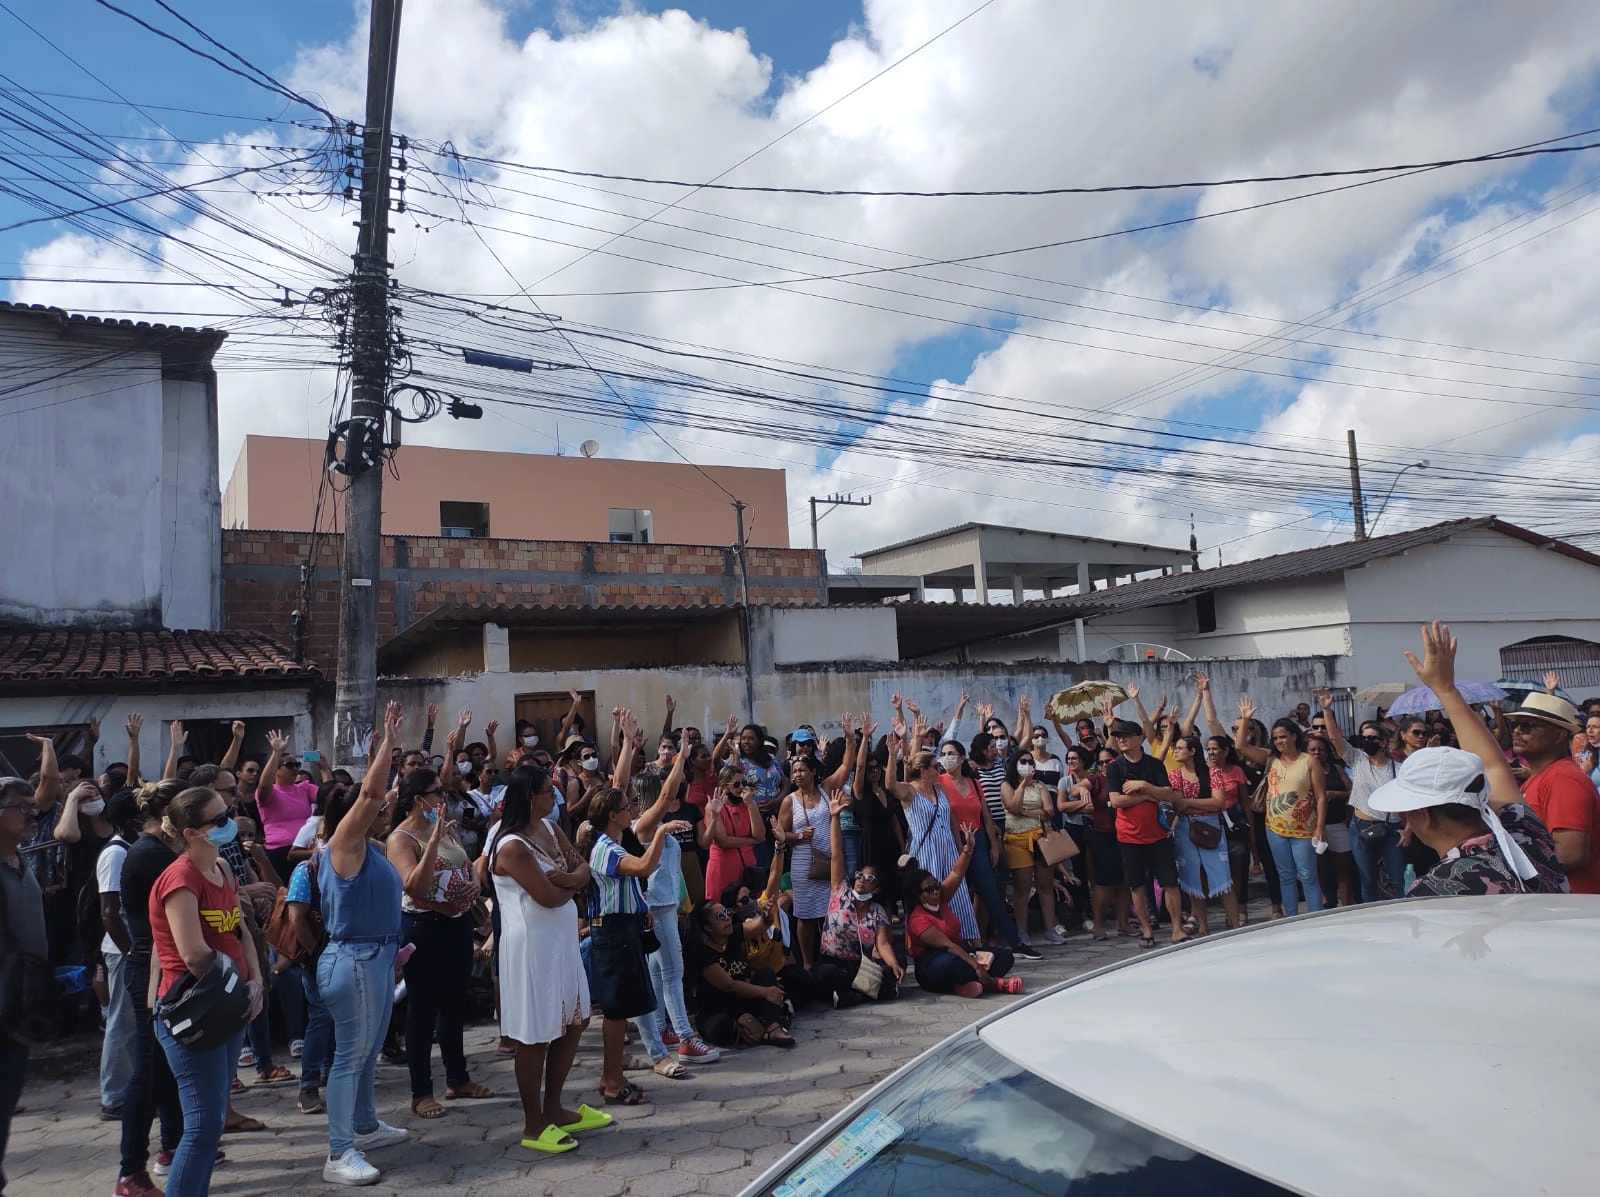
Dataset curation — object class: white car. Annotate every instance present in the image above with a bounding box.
[743,896,1600,1197]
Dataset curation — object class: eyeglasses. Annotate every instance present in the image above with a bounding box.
[918,882,940,894]
[711,908,732,921]
[423,787,444,797]
[854,871,878,883]
[0,802,36,816]
[1406,728,1428,737]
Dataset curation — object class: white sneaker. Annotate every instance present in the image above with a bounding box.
[237,1046,255,1069]
[290,1039,304,1059]
[323,1148,380,1186]
[354,1121,409,1151]
[1044,927,1068,945]
[1081,919,1096,933]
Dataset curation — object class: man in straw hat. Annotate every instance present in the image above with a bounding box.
[1368,622,1568,898]
[1503,679,1600,894]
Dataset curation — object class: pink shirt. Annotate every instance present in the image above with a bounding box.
[259,780,318,850]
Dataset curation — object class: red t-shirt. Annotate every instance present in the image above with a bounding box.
[149,855,249,994]
[1522,757,1600,895]
[1211,765,1249,809]
[905,901,962,959]
[938,775,985,831]
[1107,753,1170,845]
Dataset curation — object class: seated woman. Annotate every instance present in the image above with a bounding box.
[810,791,904,1007]
[686,899,797,1049]
[904,828,1021,998]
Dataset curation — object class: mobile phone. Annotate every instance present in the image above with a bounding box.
[303,750,321,763]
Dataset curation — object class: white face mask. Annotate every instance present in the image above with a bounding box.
[994,737,1009,752]
[940,755,960,771]
[850,888,873,903]
[581,756,600,772]
[1017,764,1034,777]
[522,734,538,748]
[81,798,105,815]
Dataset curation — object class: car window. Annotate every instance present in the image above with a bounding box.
[759,1036,1293,1196]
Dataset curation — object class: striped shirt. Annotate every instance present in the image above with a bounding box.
[977,759,1009,826]
[589,832,647,916]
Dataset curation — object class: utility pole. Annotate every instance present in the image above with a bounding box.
[734,500,755,721]
[809,493,872,550]
[1347,429,1367,541]
[333,0,403,772]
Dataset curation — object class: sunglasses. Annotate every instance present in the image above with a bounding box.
[1406,728,1428,737]
[919,882,940,894]
[1508,720,1550,733]
[198,809,231,830]
[712,908,732,920]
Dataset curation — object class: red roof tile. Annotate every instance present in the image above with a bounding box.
[0,629,318,689]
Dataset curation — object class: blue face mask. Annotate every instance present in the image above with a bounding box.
[205,818,238,847]
[423,806,439,825]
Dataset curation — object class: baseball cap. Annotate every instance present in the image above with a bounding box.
[1368,746,1537,883]
[790,728,816,744]
[1109,719,1143,739]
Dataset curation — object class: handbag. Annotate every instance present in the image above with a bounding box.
[262,855,326,967]
[640,914,662,955]
[1246,772,1269,815]
[1035,828,1079,867]
[851,954,885,1000]
[1357,818,1391,846]
[1187,819,1222,850]
[807,843,833,882]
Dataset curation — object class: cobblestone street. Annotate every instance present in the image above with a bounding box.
[11,931,1153,1197]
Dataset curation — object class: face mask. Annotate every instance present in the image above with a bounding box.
[456,759,473,774]
[726,790,745,805]
[81,799,106,816]
[921,897,941,913]
[940,755,960,771]
[850,888,873,903]
[994,737,1009,752]
[581,757,599,772]
[522,734,538,748]
[1018,764,1034,777]
[423,806,439,825]
[205,818,238,847]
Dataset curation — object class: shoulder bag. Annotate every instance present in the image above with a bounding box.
[1035,828,1080,866]
[851,954,885,999]
[1187,819,1222,850]
[262,855,326,967]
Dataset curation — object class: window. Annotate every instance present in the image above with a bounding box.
[1194,592,1217,634]
[608,508,653,544]
[440,501,490,538]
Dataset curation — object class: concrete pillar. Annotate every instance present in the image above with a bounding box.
[1075,559,1090,663]
[971,552,988,604]
[1011,573,1026,606]
[484,622,510,673]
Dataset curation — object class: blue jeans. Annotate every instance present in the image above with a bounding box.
[155,1019,243,1197]
[965,829,1021,947]
[1266,830,1323,915]
[100,947,137,1107]
[840,829,862,882]
[318,938,397,1158]
[1350,819,1407,903]
[912,945,1014,994]
[119,953,180,1179]
[300,964,335,1091]
[647,906,693,1041]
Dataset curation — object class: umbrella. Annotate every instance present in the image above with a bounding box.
[1046,681,1128,722]
[1387,680,1507,717]
[1354,682,1408,708]
[1494,678,1576,706]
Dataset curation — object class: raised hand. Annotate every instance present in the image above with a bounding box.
[890,692,904,711]
[170,720,187,748]
[841,712,855,738]
[426,702,438,726]
[457,708,473,731]
[1099,694,1116,718]
[904,699,921,717]
[570,689,583,705]
[725,714,739,736]
[1193,672,1210,694]
[485,719,499,737]
[87,716,101,741]
[125,712,143,738]
[1405,622,1459,696]
[230,720,246,739]
[384,700,404,739]
[1316,688,1333,711]
[827,789,850,818]
[1543,670,1560,695]
[1237,697,1256,723]
[891,716,907,740]
[863,718,879,743]
[266,728,289,753]
[976,701,994,724]
[1018,695,1032,716]
[665,694,676,714]
[1125,684,1139,702]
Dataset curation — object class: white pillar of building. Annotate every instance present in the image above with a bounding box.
[1074,559,1090,662]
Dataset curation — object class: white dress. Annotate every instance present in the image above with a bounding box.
[492,831,590,1046]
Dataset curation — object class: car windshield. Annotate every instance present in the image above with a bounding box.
[758,1035,1293,1197]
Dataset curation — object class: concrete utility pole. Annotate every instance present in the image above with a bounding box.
[1347,429,1367,541]
[333,0,403,771]
[734,500,756,721]
[809,493,872,550]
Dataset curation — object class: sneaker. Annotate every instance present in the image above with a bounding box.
[237,1046,255,1069]
[113,1173,163,1197]
[290,1039,304,1059]
[100,1103,123,1120]
[1082,918,1096,933]
[676,1035,720,1063]
[323,1148,380,1186]
[151,1148,223,1177]
[1044,927,1068,945]
[1013,942,1043,960]
[354,1121,409,1151]
[660,1028,679,1047]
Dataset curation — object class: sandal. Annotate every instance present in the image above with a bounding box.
[760,1027,797,1050]
[223,1114,265,1133]
[496,1037,518,1056]
[520,1124,579,1154]
[556,1104,614,1134]
[622,1054,655,1072]
[444,1081,493,1100]
[411,1096,448,1120]
[653,1058,690,1079]
[1138,935,1157,949]
[230,1077,245,1093]
[298,1090,326,1115]
[256,1065,293,1085]
[994,976,1023,994]
[599,1082,649,1106]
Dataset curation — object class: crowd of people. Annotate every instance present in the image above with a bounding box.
[1,625,1597,1194]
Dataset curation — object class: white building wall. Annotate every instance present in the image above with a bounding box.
[1174,576,1351,660]
[1344,532,1600,687]
[0,319,221,629]
[768,606,897,665]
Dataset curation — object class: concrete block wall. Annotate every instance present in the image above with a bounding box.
[222,530,827,673]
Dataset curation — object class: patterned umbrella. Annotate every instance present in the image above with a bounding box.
[1387,680,1507,716]
[1046,681,1128,722]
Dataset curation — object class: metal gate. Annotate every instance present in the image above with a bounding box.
[1499,637,1600,690]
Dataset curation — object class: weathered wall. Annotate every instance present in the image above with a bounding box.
[223,530,827,672]
[0,318,220,630]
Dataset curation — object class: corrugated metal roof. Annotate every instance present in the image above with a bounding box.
[855,521,1190,561]
[1023,516,1600,619]
[0,300,226,350]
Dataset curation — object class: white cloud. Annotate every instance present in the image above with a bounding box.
[10,0,1600,569]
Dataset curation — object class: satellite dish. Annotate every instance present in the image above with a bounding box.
[579,440,600,458]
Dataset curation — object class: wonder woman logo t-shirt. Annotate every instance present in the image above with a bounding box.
[150,855,249,994]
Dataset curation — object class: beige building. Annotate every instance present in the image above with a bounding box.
[222,435,791,547]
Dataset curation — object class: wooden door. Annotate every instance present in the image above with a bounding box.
[515,690,596,748]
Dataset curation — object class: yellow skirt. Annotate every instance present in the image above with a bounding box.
[1004,828,1044,870]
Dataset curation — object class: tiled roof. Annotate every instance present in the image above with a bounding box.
[0,300,226,351]
[1023,516,1600,619]
[0,629,317,688]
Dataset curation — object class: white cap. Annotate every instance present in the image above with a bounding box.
[1368,746,1537,884]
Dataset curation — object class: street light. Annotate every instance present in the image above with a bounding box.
[1367,459,1430,536]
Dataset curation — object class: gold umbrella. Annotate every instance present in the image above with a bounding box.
[1046,681,1129,722]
